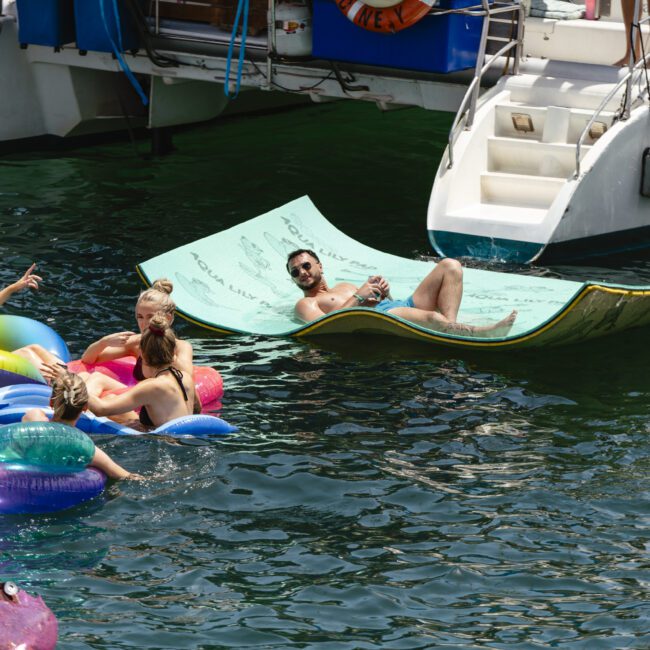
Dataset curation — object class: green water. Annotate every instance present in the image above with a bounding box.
[1,102,649,649]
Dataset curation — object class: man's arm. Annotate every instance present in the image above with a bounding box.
[295,297,327,323]
[295,282,383,323]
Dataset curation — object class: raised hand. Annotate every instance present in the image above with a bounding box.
[358,281,381,305]
[15,263,42,292]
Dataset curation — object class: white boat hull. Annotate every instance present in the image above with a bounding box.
[428,64,650,262]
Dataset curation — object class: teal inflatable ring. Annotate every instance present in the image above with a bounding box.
[0,422,95,472]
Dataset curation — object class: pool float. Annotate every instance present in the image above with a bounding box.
[0,385,237,438]
[137,195,650,349]
[67,356,224,409]
[0,581,58,649]
[0,315,70,387]
[0,421,94,469]
[0,422,106,514]
[0,349,44,387]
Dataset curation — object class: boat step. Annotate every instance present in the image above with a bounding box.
[446,203,548,226]
[480,171,565,208]
[487,137,590,177]
[495,102,615,143]
[506,74,623,111]
[524,17,650,67]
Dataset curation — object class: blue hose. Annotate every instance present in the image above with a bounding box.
[112,0,125,53]
[99,0,148,105]
[224,0,250,99]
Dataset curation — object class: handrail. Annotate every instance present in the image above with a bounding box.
[446,1,524,169]
[574,12,650,178]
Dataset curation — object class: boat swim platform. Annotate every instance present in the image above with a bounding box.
[136,196,650,350]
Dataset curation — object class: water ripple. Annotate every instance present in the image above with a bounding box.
[1,107,649,648]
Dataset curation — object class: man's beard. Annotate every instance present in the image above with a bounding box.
[297,275,320,291]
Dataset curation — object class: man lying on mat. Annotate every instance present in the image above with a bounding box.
[287,249,517,337]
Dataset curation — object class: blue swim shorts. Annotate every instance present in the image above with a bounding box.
[374,295,415,313]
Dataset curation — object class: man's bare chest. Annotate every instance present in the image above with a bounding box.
[316,284,355,312]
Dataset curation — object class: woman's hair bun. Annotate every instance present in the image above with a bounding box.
[152,278,173,295]
[148,312,169,334]
[141,312,176,365]
[51,371,88,420]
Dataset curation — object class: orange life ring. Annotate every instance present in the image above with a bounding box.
[336,0,432,33]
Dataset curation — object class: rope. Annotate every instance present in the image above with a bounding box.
[224,0,249,99]
[99,0,149,105]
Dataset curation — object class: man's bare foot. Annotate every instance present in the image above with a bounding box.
[448,310,517,338]
[477,309,517,338]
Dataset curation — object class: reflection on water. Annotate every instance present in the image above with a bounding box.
[0,516,108,584]
[1,103,649,647]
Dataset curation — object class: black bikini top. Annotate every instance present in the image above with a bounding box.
[154,366,189,402]
[138,366,189,428]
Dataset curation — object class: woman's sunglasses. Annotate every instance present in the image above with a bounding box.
[289,262,312,277]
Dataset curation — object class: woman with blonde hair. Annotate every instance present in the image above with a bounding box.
[81,314,195,429]
[80,278,200,410]
[22,370,137,480]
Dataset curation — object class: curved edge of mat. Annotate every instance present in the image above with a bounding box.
[137,265,650,349]
[295,283,650,348]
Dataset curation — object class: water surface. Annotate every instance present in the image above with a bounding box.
[1,102,649,649]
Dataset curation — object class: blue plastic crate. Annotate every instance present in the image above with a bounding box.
[16,0,76,48]
[312,0,484,73]
[74,0,142,53]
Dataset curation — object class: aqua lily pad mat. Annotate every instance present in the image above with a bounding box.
[137,196,650,349]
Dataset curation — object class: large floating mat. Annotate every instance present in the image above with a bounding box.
[136,196,650,349]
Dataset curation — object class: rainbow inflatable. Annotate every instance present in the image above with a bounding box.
[0,315,70,386]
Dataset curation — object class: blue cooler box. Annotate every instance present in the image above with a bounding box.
[74,0,141,53]
[312,0,484,73]
[16,0,76,47]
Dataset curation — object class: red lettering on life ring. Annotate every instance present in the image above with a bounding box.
[336,0,432,33]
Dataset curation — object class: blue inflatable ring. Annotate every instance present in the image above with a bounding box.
[0,385,237,437]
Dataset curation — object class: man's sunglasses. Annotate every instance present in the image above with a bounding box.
[289,261,312,277]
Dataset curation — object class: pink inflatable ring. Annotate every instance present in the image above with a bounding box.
[0,581,58,649]
[67,356,223,411]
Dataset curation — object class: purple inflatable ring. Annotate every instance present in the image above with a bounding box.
[0,466,106,514]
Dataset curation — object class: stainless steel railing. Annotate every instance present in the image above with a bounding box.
[446,0,524,169]
[574,8,650,177]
